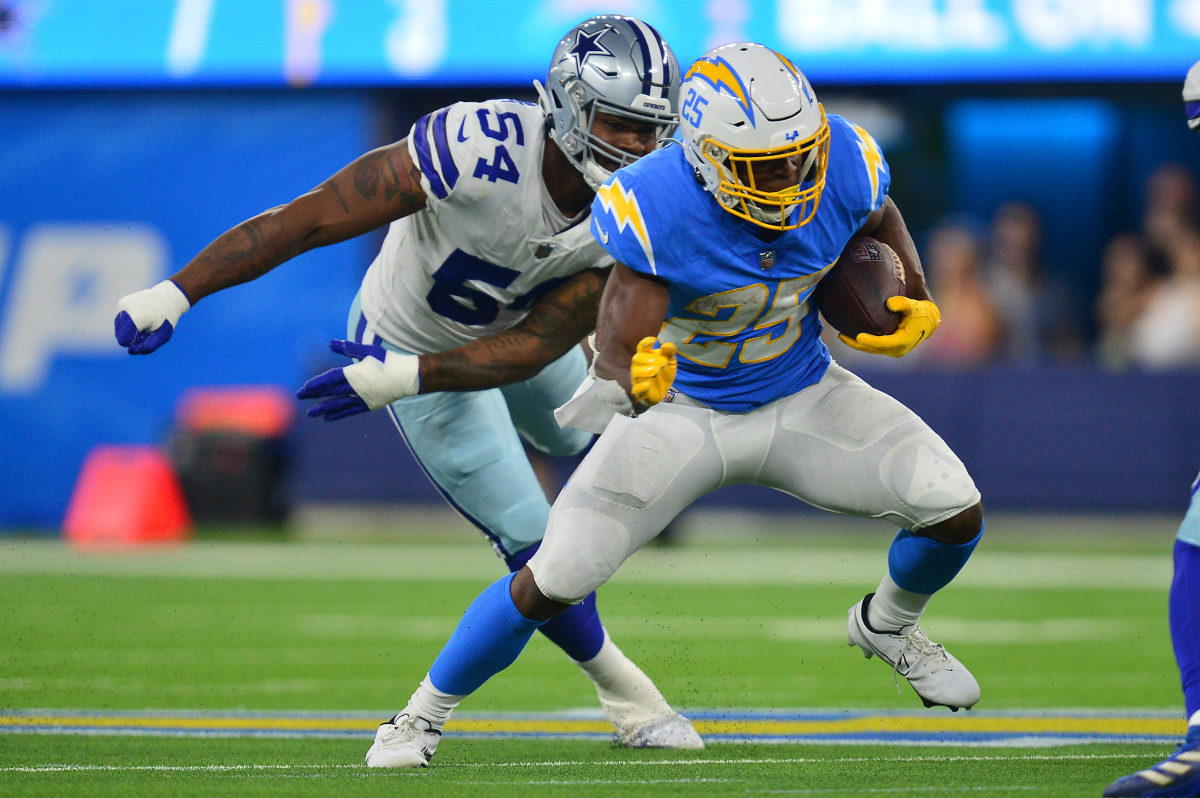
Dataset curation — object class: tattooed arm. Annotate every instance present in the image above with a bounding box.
[416,268,608,393]
[171,140,426,303]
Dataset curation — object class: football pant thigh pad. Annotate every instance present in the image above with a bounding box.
[769,363,979,529]
[529,410,715,602]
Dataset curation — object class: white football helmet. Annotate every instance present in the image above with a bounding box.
[680,43,830,231]
[535,15,680,188]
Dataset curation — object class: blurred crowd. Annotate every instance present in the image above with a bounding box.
[829,162,1200,372]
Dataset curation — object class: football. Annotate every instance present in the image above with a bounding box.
[813,236,906,338]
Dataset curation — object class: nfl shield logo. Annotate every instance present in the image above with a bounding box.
[759,250,776,270]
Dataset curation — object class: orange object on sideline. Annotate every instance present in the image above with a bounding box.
[63,445,192,545]
[176,385,295,439]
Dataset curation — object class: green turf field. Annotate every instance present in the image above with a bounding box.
[0,511,1189,796]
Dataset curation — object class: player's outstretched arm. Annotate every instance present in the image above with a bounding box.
[115,139,427,354]
[841,196,941,358]
[418,268,609,393]
[298,268,610,420]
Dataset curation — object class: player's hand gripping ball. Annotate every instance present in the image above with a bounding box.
[840,296,941,358]
[814,236,906,338]
[630,337,677,406]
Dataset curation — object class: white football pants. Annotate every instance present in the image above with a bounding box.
[529,361,981,603]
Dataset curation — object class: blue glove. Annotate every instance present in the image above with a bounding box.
[114,280,191,354]
[297,339,420,421]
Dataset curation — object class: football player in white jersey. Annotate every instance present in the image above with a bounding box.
[374,42,987,768]
[113,15,702,759]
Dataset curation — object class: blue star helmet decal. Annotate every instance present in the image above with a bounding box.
[566,26,615,70]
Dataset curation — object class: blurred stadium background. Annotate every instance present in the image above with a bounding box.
[0,0,1198,536]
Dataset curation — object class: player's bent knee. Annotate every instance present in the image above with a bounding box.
[528,506,632,603]
[511,566,570,622]
[919,501,984,545]
[878,429,980,530]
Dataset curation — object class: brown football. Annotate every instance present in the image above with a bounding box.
[813,235,906,338]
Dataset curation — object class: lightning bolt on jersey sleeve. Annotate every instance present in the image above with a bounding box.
[820,115,892,233]
[592,176,659,275]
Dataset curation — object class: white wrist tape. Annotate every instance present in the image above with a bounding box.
[554,374,634,435]
[342,351,420,410]
[117,279,191,331]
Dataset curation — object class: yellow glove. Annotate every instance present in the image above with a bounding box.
[630,337,677,406]
[838,297,941,358]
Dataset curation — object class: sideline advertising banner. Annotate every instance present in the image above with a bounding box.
[0,0,1196,87]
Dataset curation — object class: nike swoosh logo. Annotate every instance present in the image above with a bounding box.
[595,223,609,243]
[456,119,468,142]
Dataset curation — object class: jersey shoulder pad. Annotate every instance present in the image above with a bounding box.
[407,100,538,203]
[591,170,661,276]
[826,114,891,218]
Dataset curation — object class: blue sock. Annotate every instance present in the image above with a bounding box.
[1171,539,1200,721]
[427,572,545,696]
[507,543,605,662]
[887,526,983,595]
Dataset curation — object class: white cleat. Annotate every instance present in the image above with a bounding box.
[583,638,704,750]
[847,593,980,711]
[619,711,706,749]
[364,713,442,768]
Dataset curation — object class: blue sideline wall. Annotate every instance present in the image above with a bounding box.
[2,87,1199,531]
[288,366,1200,519]
[0,91,373,529]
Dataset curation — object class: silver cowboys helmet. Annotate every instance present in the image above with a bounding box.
[535,15,680,188]
[680,43,830,231]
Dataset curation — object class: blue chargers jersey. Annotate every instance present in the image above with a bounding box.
[591,114,891,412]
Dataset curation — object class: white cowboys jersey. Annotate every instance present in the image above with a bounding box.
[359,99,614,354]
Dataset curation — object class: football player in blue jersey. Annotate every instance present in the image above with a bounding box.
[113,15,703,760]
[376,42,985,767]
[1101,59,1200,798]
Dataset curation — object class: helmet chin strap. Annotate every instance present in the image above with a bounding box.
[746,201,785,224]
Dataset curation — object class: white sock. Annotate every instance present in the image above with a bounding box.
[576,632,671,706]
[574,631,673,729]
[867,573,931,632]
[403,674,463,728]
[575,632,649,692]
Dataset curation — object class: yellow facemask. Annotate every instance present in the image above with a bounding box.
[698,104,830,232]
